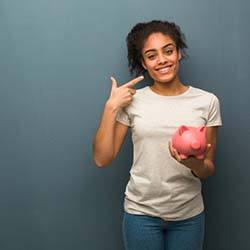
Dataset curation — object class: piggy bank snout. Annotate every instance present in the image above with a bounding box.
[191,141,201,150]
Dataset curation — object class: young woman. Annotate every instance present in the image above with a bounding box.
[93,20,222,250]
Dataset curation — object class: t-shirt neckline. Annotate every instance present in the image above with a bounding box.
[146,85,192,98]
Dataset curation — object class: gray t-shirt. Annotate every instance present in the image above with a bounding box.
[116,85,222,221]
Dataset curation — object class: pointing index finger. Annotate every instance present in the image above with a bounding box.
[123,75,144,88]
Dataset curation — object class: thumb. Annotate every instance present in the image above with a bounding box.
[206,143,212,154]
[110,76,118,92]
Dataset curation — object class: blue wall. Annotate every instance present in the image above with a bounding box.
[1,0,249,249]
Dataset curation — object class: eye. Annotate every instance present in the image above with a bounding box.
[164,49,173,55]
[147,54,156,60]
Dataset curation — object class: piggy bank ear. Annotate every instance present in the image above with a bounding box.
[179,125,189,135]
[199,125,206,132]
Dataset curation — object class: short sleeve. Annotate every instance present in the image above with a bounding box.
[206,94,222,127]
[116,107,131,127]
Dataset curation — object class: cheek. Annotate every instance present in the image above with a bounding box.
[174,60,180,71]
[144,60,155,69]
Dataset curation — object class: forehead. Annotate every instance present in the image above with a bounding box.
[142,32,176,52]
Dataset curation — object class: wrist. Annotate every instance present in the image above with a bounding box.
[105,100,120,113]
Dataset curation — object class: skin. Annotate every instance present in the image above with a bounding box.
[141,32,187,96]
[140,32,218,179]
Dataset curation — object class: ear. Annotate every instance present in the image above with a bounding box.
[178,50,182,61]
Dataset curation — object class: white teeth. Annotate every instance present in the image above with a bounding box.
[158,66,171,73]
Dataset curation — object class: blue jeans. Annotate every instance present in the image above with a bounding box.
[122,210,205,250]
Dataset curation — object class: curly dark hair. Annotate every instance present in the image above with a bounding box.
[126,20,188,76]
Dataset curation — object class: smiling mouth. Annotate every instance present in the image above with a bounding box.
[156,65,172,74]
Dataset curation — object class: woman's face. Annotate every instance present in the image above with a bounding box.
[141,32,182,84]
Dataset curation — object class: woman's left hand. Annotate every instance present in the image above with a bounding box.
[168,140,212,170]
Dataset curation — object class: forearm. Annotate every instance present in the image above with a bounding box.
[190,159,215,180]
[93,100,119,167]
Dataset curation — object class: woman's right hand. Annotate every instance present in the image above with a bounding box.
[107,75,144,109]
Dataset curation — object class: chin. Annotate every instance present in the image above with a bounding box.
[154,74,176,84]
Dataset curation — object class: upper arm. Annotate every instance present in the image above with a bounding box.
[112,121,129,160]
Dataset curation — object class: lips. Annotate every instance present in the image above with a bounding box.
[156,65,172,74]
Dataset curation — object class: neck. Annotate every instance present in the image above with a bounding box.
[151,75,187,96]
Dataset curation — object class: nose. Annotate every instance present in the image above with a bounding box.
[157,52,167,64]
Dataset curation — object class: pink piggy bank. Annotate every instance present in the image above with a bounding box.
[171,125,207,160]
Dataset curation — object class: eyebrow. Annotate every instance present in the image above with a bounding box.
[144,43,175,54]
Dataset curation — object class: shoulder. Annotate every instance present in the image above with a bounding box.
[190,85,216,97]
[189,85,220,104]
